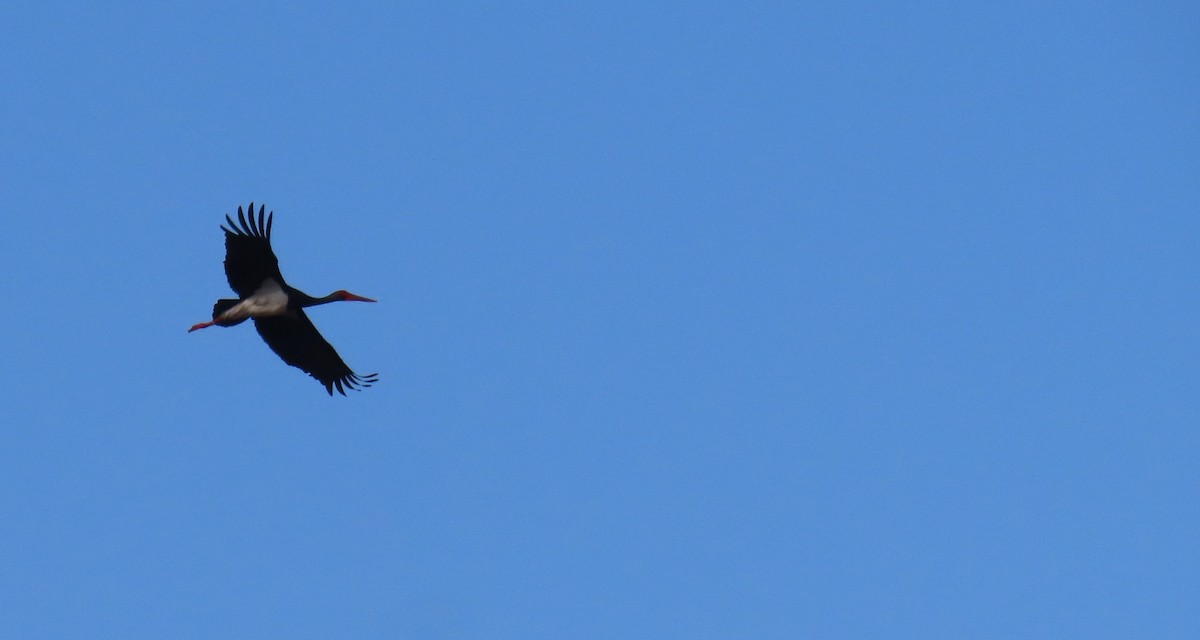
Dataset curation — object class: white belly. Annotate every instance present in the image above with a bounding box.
[219,279,289,321]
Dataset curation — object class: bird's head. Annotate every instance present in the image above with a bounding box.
[336,290,376,303]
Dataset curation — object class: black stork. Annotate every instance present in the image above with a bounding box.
[189,203,378,395]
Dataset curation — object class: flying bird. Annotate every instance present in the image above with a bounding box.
[189,203,378,395]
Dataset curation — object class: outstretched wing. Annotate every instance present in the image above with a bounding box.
[222,202,283,297]
[253,311,378,396]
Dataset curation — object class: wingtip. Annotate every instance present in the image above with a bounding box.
[224,203,272,239]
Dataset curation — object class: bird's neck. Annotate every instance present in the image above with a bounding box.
[294,291,342,308]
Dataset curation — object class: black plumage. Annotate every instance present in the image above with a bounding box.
[191,203,378,395]
[221,203,279,298]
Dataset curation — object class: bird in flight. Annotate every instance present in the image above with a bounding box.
[189,203,378,395]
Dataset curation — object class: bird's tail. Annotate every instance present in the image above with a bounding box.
[212,299,248,327]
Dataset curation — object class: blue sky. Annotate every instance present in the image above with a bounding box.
[1,2,1197,637]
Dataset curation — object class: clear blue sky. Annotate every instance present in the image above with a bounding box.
[1,2,1196,637]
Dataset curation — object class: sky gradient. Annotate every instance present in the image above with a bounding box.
[1,2,1197,638]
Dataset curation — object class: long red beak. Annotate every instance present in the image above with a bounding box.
[344,293,377,303]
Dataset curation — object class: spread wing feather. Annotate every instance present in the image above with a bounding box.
[253,311,378,396]
[221,202,283,297]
